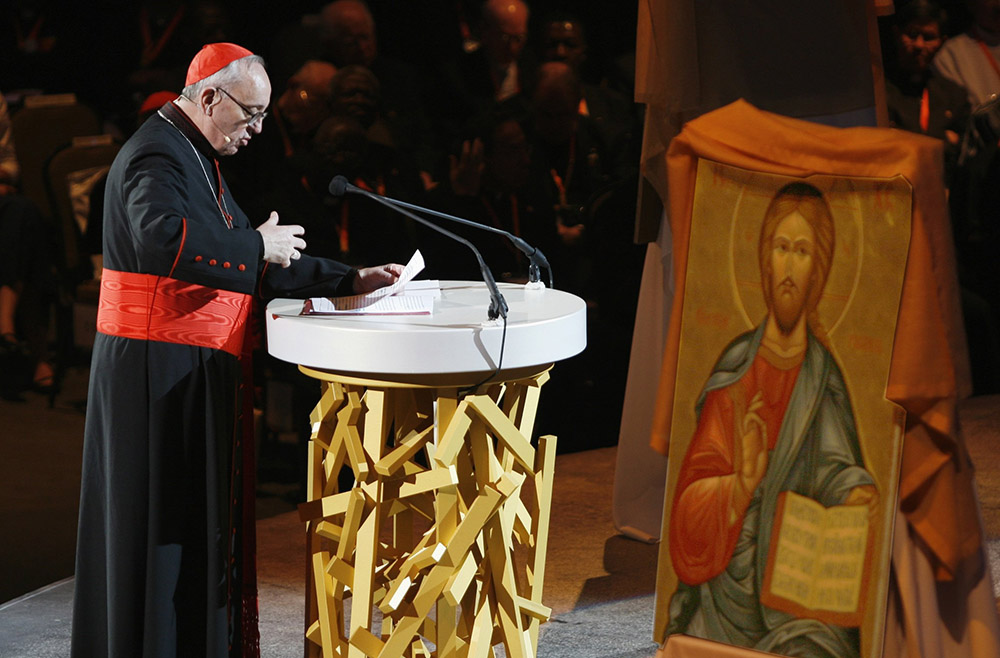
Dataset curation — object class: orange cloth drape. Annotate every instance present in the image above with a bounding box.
[649,99,977,581]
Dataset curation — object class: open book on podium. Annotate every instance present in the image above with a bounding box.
[301,250,439,316]
[760,490,875,627]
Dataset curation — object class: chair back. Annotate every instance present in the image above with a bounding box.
[10,94,101,220]
[45,135,121,274]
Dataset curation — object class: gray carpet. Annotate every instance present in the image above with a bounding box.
[0,580,660,658]
[0,441,661,658]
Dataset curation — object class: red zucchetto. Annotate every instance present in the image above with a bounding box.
[185,42,254,86]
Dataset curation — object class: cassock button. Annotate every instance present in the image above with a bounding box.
[238,264,246,271]
[209,259,217,266]
[223,262,231,269]
[194,255,203,262]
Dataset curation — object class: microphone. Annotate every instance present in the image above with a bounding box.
[327,175,350,197]
[207,113,233,144]
[329,175,552,289]
[329,175,508,321]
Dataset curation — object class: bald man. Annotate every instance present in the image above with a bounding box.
[431,0,538,149]
[320,0,378,67]
[480,0,530,101]
[277,59,338,137]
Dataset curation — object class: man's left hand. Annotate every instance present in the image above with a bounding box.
[844,484,879,520]
[353,264,405,293]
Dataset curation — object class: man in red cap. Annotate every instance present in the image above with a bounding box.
[71,43,403,658]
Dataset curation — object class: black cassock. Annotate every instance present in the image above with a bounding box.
[71,102,356,657]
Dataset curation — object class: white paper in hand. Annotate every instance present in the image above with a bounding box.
[303,250,431,315]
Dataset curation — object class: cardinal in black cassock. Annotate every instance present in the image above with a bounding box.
[71,43,400,658]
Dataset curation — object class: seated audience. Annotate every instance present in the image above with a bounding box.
[118,1,236,131]
[931,0,1000,107]
[431,0,536,151]
[536,11,638,164]
[525,62,634,296]
[274,60,339,156]
[319,0,438,182]
[922,0,1000,392]
[0,90,58,399]
[426,110,558,284]
[271,113,426,268]
[884,0,969,181]
[221,60,337,223]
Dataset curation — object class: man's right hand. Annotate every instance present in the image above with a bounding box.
[732,390,768,513]
[257,211,306,268]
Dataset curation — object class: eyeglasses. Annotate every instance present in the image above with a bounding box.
[216,87,268,127]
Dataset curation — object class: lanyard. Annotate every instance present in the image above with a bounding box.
[919,87,930,133]
[139,4,186,68]
[548,135,577,206]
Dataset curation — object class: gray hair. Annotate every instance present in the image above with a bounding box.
[182,54,266,99]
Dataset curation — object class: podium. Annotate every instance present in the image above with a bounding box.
[266,281,586,658]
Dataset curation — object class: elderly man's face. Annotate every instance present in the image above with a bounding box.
[214,62,271,155]
[323,4,377,66]
[769,211,816,335]
[482,1,528,66]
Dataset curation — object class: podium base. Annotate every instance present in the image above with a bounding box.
[297,365,557,658]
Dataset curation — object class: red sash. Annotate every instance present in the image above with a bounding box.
[97,269,252,357]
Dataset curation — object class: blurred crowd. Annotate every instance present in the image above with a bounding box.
[878,0,1000,395]
[2,0,645,449]
[4,0,1000,443]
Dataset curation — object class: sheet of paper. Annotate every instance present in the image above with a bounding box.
[303,294,433,315]
[402,280,441,297]
[358,250,426,301]
[302,251,436,315]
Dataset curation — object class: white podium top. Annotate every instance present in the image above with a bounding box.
[265,281,587,376]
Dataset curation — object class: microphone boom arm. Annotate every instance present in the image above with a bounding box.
[369,196,553,289]
[343,183,508,320]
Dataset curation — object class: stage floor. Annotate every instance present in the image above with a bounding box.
[0,442,661,658]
